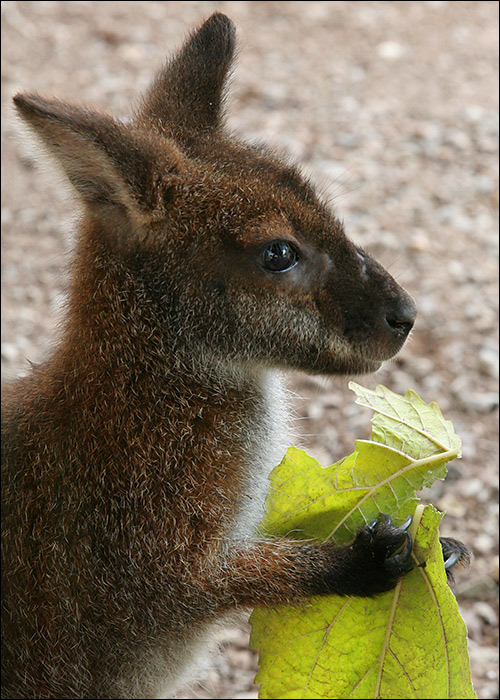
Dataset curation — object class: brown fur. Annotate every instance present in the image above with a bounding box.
[2,13,418,699]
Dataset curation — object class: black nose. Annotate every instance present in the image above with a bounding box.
[385,297,417,339]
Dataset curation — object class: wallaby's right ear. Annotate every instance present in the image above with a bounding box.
[139,12,236,138]
[13,93,183,226]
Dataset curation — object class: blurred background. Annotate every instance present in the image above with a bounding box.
[1,2,498,698]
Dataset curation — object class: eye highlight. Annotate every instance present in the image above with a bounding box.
[259,240,299,273]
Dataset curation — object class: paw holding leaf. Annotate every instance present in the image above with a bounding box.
[342,513,414,596]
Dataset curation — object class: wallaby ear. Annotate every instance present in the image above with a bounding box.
[139,12,236,138]
[13,93,183,225]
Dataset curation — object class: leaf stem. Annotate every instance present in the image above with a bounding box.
[409,503,426,542]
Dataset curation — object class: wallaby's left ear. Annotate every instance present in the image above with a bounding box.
[138,12,236,139]
[13,93,184,227]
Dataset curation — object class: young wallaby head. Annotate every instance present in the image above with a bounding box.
[13,12,416,379]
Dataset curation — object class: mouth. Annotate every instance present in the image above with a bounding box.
[303,331,404,377]
[348,358,383,375]
[308,347,384,377]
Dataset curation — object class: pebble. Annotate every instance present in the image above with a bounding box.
[436,494,467,518]
[377,41,408,60]
[463,392,499,414]
[473,601,498,627]
[1,207,12,224]
[1,342,18,362]
[478,347,499,379]
[458,577,498,598]
[473,533,495,556]
[462,105,485,123]
[475,174,496,195]
[444,128,471,150]
[225,648,256,671]
[408,357,434,380]
[461,478,486,499]
[306,402,324,421]
[409,232,433,252]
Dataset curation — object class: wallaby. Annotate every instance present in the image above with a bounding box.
[2,12,469,700]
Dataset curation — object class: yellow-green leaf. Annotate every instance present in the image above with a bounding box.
[349,382,461,460]
[250,384,475,699]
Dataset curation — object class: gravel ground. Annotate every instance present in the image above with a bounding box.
[1,2,498,698]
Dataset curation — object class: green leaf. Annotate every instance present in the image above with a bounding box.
[250,384,476,699]
[349,382,461,460]
[251,505,475,699]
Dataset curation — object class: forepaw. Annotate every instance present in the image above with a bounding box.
[349,513,414,595]
[440,536,471,585]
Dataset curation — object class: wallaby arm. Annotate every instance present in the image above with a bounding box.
[206,516,414,610]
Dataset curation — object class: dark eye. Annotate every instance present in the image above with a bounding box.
[259,240,299,273]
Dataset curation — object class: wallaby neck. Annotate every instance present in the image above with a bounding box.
[45,223,291,541]
[58,222,280,414]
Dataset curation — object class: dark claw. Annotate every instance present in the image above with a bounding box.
[368,513,410,536]
[386,531,413,575]
[444,552,461,570]
[380,513,392,526]
[400,514,413,531]
[367,513,391,531]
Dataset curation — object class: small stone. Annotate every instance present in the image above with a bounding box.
[447,260,465,279]
[458,577,498,598]
[377,41,407,60]
[462,105,485,123]
[463,392,499,414]
[475,174,496,195]
[444,128,471,150]
[225,647,256,671]
[478,347,499,379]
[437,494,467,518]
[1,207,12,224]
[1,342,18,362]
[461,477,485,498]
[473,533,495,555]
[408,356,434,380]
[473,601,498,627]
[306,402,324,421]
